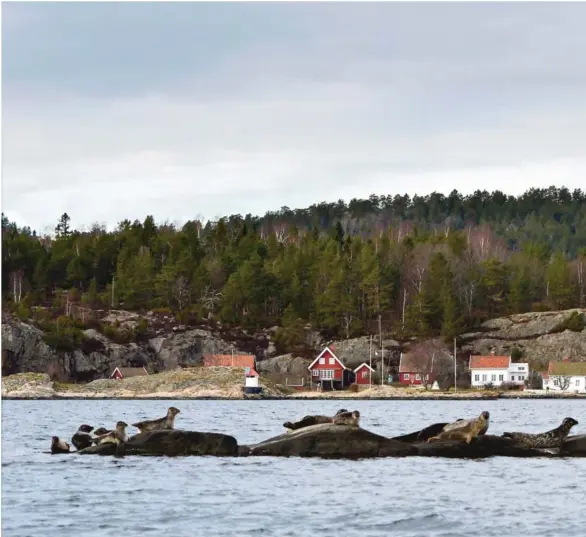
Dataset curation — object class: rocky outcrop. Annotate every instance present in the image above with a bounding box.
[1,373,56,398]
[2,322,60,375]
[78,429,239,457]
[460,309,586,367]
[240,422,417,459]
[256,353,311,375]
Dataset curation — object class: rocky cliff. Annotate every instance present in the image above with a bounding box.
[459,308,586,367]
[2,308,584,382]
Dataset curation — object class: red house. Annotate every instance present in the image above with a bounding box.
[398,352,435,386]
[354,363,375,385]
[110,367,149,380]
[307,346,350,390]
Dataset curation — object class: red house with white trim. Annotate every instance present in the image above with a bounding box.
[398,352,436,386]
[354,363,375,385]
[307,346,351,390]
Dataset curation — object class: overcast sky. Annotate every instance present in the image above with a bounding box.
[2,1,586,233]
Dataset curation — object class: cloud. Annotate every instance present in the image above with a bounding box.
[2,2,586,232]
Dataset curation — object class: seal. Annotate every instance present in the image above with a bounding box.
[283,409,349,431]
[502,417,579,449]
[51,436,71,454]
[93,421,129,445]
[71,424,94,451]
[332,410,360,427]
[132,407,180,433]
[428,411,490,444]
[93,427,111,436]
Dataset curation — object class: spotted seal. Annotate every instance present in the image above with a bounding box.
[428,411,490,444]
[93,421,129,445]
[332,410,360,427]
[132,407,180,433]
[283,409,349,431]
[502,417,579,449]
[71,424,94,451]
[92,427,111,436]
[51,436,71,454]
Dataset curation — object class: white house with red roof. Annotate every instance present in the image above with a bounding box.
[469,353,529,388]
[307,345,351,390]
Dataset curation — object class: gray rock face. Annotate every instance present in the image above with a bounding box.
[319,335,401,370]
[460,309,586,367]
[150,329,234,370]
[256,354,311,375]
[2,322,60,375]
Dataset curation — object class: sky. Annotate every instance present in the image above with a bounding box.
[2,1,586,233]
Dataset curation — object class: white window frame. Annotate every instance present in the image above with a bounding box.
[312,370,319,377]
[320,370,334,380]
[474,374,480,381]
[404,373,410,380]
[511,375,515,381]
[415,374,421,381]
[498,374,504,381]
[482,374,487,382]
[329,357,336,365]
[491,374,496,382]
[319,357,325,364]
[361,370,368,378]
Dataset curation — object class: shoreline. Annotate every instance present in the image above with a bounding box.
[3,393,586,401]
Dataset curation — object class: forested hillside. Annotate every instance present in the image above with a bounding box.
[2,186,586,351]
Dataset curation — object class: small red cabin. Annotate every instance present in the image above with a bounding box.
[110,366,149,380]
[307,346,349,390]
[354,363,375,385]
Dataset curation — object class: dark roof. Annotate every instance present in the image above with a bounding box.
[112,367,148,378]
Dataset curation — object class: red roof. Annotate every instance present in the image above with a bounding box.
[469,355,510,369]
[246,368,259,377]
[203,354,255,368]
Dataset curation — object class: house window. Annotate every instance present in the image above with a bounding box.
[362,371,368,378]
[499,375,504,381]
[319,357,325,364]
[329,357,336,365]
[415,374,421,380]
[519,375,525,381]
[320,370,335,380]
[474,374,480,381]
[511,375,515,381]
[491,374,496,382]
[576,379,580,387]
[312,370,319,377]
[482,374,487,382]
[425,375,429,381]
[404,374,410,380]
[554,379,559,386]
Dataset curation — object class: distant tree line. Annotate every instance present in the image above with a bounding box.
[2,186,585,353]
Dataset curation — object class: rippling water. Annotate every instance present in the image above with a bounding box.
[2,399,585,537]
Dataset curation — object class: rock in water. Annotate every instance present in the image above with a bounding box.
[414,434,555,459]
[240,422,417,459]
[79,429,239,457]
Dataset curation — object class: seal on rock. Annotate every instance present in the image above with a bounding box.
[332,410,360,427]
[71,424,94,451]
[51,436,71,454]
[132,407,180,433]
[93,421,129,445]
[502,417,579,449]
[283,409,349,431]
[428,411,490,444]
[93,427,111,436]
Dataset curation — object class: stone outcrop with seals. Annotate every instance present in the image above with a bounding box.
[239,422,417,459]
[79,429,239,457]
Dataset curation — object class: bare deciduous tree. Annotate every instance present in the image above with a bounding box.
[551,375,571,391]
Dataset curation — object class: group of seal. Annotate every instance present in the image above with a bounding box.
[283,408,360,431]
[50,406,180,454]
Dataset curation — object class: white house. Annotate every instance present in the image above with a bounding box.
[469,354,529,388]
[541,359,586,394]
[244,367,260,388]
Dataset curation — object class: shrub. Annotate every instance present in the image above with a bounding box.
[510,347,523,361]
[499,381,523,391]
[552,311,585,333]
[348,383,359,393]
